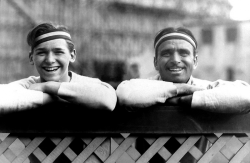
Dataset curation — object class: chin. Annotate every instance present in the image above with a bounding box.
[175,78,189,83]
[41,77,59,82]
[163,77,188,83]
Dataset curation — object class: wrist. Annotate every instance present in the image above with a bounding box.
[43,81,61,95]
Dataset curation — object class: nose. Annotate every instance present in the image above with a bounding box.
[170,52,181,64]
[45,52,55,63]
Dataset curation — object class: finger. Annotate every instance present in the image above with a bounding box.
[176,84,204,95]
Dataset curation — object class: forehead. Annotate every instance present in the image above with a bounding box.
[158,39,193,51]
[34,39,68,50]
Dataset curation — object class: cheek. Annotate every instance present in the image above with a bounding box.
[59,57,70,66]
[33,57,42,65]
[183,57,195,66]
[158,57,169,65]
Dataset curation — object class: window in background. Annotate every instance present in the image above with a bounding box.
[201,28,213,45]
[226,26,237,43]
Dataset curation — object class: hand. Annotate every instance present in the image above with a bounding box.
[43,93,69,104]
[165,95,193,107]
[174,84,205,96]
[29,83,45,92]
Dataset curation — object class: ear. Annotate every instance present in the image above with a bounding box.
[29,52,34,65]
[193,55,198,69]
[69,49,76,63]
[154,56,159,70]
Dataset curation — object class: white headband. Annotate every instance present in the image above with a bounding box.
[35,31,71,42]
[154,32,197,49]
[33,31,72,49]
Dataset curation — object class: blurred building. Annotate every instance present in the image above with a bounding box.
[190,21,250,82]
[1,0,249,87]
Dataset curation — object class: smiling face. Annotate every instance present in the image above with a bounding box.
[29,39,76,82]
[154,39,197,83]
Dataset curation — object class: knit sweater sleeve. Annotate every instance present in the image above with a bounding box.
[57,74,117,111]
[0,83,43,113]
[116,79,177,108]
[191,80,250,113]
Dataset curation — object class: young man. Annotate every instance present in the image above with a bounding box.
[116,27,250,113]
[0,23,117,112]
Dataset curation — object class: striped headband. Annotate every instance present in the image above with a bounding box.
[154,32,197,50]
[32,31,72,49]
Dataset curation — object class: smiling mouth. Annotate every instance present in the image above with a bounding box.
[43,67,60,72]
[168,68,183,72]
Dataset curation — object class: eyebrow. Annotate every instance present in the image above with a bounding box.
[35,47,65,52]
[160,49,173,53]
[53,48,65,51]
[35,48,47,52]
[159,47,191,55]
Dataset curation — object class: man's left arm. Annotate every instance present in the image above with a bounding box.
[29,81,117,111]
[191,80,250,114]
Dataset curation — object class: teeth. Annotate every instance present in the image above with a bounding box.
[44,67,59,71]
[169,68,182,71]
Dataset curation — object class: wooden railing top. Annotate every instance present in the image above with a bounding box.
[0,103,250,134]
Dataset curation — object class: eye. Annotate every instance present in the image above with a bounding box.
[54,50,64,55]
[35,51,45,56]
[160,50,172,57]
[179,49,190,57]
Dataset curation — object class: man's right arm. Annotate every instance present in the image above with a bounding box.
[0,84,44,113]
[164,84,205,106]
[191,80,250,113]
[116,79,178,108]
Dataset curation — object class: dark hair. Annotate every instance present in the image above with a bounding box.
[154,27,197,57]
[27,22,75,53]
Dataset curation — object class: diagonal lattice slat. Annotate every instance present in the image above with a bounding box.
[189,145,203,160]
[105,136,137,163]
[220,136,243,160]
[229,141,250,163]
[42,137,74,163]
[12,137,45,163]
[136,136,170,163]
[72,137,106,163]
[167,136,201,163]
[197,135,232,163]
[0,134,17,155]
[95,138,111,161]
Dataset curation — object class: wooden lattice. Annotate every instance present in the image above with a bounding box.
[0,133,250,163]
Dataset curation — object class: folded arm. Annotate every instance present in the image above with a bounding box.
[0,84,45,113]
[29,81,117,111]
[192,80,250,113]
[116,79,204,108]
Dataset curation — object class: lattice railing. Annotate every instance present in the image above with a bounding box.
[0,133,250,163]
[1,105,250,163]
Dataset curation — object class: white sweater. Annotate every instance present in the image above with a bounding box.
[116,74,250,113]
[0,72,117,113]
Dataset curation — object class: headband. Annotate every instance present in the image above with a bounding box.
[154,32,197,50]
[32,31,72,49]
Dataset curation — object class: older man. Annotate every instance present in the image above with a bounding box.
[116,27,250,113]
